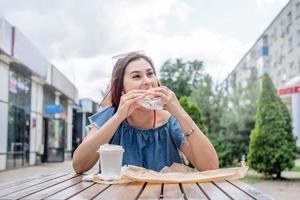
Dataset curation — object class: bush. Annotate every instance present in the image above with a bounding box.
[247,74,297,178]
[209,132,248,167]
[179,96,207,133]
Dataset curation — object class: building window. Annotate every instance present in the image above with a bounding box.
[282,73,287,82]
[273,27,277,41]
[296,2,300,18]
[287,11,292,26]
[262,35,268,46]
[288,36,293,51]
[289,62,294,70]
[279,55,285,64]
[279,21,285,37]
[297,30,300,45]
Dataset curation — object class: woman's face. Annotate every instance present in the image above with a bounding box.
[123,58,158,93]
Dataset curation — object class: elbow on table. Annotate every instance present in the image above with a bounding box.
[72,158,85,174]
[196,158,219,171]
[210,160,219,170]
[208,156,219,170]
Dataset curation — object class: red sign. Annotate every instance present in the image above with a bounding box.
[32,118,36,128]
[278,86,300,95]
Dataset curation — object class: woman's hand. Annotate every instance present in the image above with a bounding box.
[150,86,184,117]
[115,90,148,121]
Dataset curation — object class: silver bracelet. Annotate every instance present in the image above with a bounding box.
[185,127,195,137]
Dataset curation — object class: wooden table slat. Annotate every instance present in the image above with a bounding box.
[0,172,69,198]
[213,181,254,200]
[0,172,275,200]
[21,176,83,200]
[68,183,110,200]
[0,173,54,190]
[228,180,274,200]
[181,183,208,200]
[0,173,76,200]
[115,182,146,200]
[162,183,185,200]
[138,183,162,199]
[93,182,145,200]
[198,182,231,200]
[45,181,94,200]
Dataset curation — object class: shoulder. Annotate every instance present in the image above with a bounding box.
[88,106,116,128]
[156,110,172,127]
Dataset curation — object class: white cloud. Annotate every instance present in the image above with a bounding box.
[255,0,289,11]
[0,0,280,102]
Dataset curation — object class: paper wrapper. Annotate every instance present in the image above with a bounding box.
[85,161,248,184]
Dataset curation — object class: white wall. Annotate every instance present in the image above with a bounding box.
[292,93,300,146]
[0,61,9,170]
[66,100,73,159]
[29,77,44,165]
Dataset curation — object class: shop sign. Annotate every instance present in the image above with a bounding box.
[32,118,36,128]
[45,104,62,114]
[278,86,300,95]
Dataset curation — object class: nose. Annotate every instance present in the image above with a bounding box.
[143,76,151,84]
[142,75,152,87]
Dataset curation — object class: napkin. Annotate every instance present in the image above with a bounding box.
[83,162,248,184]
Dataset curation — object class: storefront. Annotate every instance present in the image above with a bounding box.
[278,84,300,147]
[42,87,67,162]
[71,98,98,156]
[6,68,31,169]
[0,14,78,171]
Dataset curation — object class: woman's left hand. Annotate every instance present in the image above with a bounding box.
[149,86,183,116]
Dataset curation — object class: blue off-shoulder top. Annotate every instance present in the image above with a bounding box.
[88,106,186,171]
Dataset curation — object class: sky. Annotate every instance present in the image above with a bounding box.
[0,0,290,102]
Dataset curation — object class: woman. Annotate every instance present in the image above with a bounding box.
[72,52,219,173]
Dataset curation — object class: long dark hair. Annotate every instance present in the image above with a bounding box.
[100,52,158,107]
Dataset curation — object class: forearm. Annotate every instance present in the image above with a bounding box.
[72,114,123,173]
[174,108,219,171]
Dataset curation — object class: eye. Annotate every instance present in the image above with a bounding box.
[147,71,154,77]
[132,75,140,79]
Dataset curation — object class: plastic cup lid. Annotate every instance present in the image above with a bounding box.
[97,144,124,152]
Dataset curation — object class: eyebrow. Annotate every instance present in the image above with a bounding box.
[129,68,153,74]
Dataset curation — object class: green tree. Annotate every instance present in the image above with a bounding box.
[179,96,207,133]
[201,69,258,167]
[248,74,297,178]
[190,74,226,134]
[160,59,204,98]
[220,75,258,163]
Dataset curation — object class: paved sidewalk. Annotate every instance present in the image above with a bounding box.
[0,160,98,183]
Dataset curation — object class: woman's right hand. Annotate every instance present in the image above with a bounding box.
[115,90,148,121]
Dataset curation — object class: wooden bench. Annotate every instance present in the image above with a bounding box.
[0,173,274,199]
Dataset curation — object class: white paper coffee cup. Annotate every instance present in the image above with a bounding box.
[97,144,124,181]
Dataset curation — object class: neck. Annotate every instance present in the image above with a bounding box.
[127,109,155,128]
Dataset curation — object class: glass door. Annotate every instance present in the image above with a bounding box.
[7,105,30,169]
[45,118,65,162]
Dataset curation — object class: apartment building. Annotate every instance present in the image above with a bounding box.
[223,0,300,146]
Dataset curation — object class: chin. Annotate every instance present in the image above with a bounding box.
[137,107,152,112]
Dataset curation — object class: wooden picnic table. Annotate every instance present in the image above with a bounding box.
[0,172,274,199]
